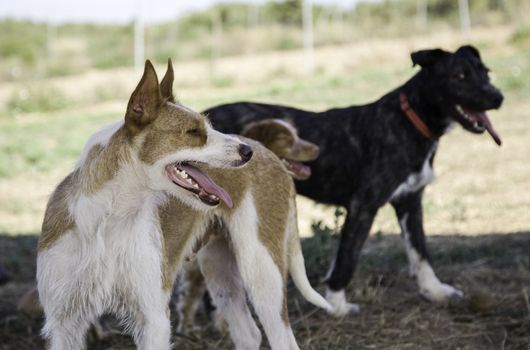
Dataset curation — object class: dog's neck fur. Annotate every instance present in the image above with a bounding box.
[399,71,454,138]
[73,124,166,237]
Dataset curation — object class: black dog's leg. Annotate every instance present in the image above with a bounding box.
[325,202,377,316]
[392,190,463,302]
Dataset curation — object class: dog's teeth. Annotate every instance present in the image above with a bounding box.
[176,169,187,177]
[193,184,199,189]
[186,178,193,184]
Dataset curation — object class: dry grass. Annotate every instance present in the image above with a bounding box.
[1,232,529,349]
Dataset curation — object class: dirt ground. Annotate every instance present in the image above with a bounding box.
[0,231,528,350]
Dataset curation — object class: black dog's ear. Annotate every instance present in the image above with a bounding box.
[456,45,481,60]
[160,58,175,103]
[411,48,449,68]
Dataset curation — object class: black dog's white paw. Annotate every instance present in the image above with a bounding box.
[325,288,361,317]
[420,282,464,302]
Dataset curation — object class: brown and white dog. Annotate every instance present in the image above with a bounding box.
[176,119,320,334]
[36,60,330,350]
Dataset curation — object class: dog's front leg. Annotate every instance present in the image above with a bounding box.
[325,202,377,317]
[132,292,172,350]
[44,317,91,350]
[391,189,463,302]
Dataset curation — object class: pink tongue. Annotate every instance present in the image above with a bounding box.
[476,112,502,146]
[179,164,233,208]
[293,162,311,179]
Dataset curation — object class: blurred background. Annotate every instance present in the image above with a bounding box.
[0,0,529,237]
[0,1,529,348]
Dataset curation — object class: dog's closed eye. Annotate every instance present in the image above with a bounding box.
[187,128,201,136]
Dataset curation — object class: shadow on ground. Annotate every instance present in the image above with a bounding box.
[0,232,529,349]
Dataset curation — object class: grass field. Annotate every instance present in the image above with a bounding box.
[0,24,529,349]
[1,26,529,236]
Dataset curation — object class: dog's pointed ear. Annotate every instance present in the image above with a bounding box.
[125,60,162,135]
[411,48,449,68]
[160,58,175,103]
[456,45,481,60]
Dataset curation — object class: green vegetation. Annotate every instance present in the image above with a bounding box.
[0,0,529,236]
[0,20,47,66]
[0,111,114,177]
[1,31,529,234]
[7,86,72,114]
[511,25,530,45]
[0,0,528,81]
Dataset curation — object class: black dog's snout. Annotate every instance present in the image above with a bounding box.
[483,85,504,108]
[238,144,253,163]
[492,91,504,108]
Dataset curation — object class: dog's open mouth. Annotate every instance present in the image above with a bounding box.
[282,158,311,180]
[454,104,502,146]
[165,163,233,208]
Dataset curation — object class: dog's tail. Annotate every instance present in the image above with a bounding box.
[287,200,333,313]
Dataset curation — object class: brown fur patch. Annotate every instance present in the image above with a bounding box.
[38,170,78,251]
[139,103,207,165]
[80,128,131,195]
[158,197,205,291]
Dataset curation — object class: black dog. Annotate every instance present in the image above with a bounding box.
[204,45,504,316]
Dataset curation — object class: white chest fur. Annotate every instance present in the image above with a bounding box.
[390,146,436,201]
[37,186,168,321]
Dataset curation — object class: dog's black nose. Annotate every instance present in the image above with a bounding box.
[238,144,253,163]
[483,85,504,108]
[493,92,504,108]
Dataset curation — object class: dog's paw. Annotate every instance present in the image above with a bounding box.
[420,282,464,303]
[325,288,360,317]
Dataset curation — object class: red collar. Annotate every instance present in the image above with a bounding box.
[399,91,437,140]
